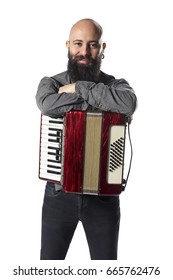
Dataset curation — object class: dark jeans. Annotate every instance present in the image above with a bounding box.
[40,183,120,260]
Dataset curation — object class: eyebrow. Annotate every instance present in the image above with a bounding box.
[73,40,99,44]
[73,40,82,43]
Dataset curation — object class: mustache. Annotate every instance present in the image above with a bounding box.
[70,54,94,63]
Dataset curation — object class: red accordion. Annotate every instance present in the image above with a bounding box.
[39,111,127,195]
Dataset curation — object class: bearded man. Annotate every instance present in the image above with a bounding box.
[36,18,137,260]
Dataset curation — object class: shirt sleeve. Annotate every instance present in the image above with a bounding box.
[75,79,137,116]
[35,76,90,117]
[36,76,137,117]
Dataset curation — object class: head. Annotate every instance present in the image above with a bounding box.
[66,18,106,82]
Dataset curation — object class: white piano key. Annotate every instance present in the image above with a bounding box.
[41,140,61,148]
[40,151,62,162]
[42,114,63,121]
[42,116,63,125]
[40,166,61,175]
[40,155,61,163]
[42,125,63,130]
[40,153,61,161]
[39,170,61,182]
[43,132,62,139]
[41,136,62,143]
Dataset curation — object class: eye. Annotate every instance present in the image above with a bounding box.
[90,42,99,49]
[73,41,82,47]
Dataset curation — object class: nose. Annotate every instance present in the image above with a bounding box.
[80,44,90,57]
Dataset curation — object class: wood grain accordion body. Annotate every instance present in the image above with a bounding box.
[39,111,127,196]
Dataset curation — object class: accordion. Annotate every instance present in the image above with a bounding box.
[39,111,128,196]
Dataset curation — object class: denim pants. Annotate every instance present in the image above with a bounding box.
[40,183,120,260]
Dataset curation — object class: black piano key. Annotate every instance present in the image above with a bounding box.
[48,138,61,143]
[49,120,63,124]
[56,157,61,162]
[47,164,61,169]
[47,151,61,163]
[48,133,62,138]
[48,146,62,150]
[48,159,59,163]
[47,170,61,175]
[48,128,59,131]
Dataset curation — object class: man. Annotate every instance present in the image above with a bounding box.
[36,18,137,260]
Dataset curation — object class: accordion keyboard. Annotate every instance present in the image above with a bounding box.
[39,115,64,182]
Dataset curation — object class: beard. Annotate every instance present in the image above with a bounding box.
[67,51,102,83]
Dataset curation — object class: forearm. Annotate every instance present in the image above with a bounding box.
[75,79,137,116]
[36,77,88,117]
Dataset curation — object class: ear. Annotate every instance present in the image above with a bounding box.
[102,42,106,50]
[66,40,70,49]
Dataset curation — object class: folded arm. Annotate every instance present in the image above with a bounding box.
[75,79,137,116]
[36,76,137,117]
[35,77,89,117]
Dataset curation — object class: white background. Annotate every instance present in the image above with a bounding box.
[0,0,173,278]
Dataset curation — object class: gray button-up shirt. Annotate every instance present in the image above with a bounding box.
[36,70,137,118]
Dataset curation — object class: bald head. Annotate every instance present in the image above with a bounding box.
[69,18,103,42]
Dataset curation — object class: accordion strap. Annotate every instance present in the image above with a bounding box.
[122,119,133,191]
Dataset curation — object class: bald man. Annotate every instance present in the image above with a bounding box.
[36,18,137,260]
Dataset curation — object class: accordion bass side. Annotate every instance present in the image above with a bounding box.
[39,111,127,196]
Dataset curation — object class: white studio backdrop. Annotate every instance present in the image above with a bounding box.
[0,0,172,277]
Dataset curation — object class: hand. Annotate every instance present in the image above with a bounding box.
[58,83,76,94]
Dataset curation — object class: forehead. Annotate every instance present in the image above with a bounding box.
[69,22,101,42]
